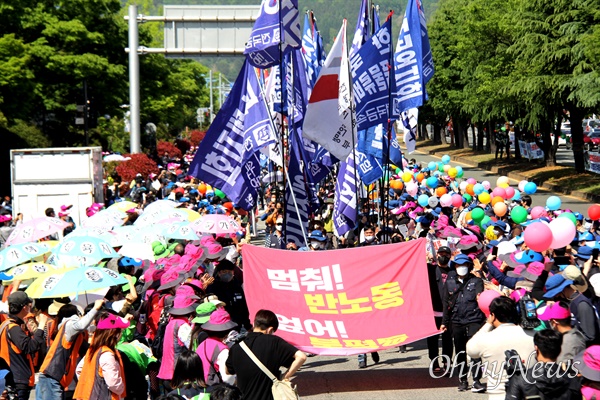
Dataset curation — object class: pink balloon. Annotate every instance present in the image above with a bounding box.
[467,178,477,185]
[505,187,515,199]
[518,180,528,192]
[440,193,453,207]
[492,187,507,199]
[524,222,553,252]
[482,181,491,190]
[549,217,576,249]
[478,290,502,317]
[530,206,547,220]
[406,181,418,197]
[451,194,464,208]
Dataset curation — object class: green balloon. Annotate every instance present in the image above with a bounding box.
[438,163,444,172]
[471,207,485,222]
[479,215,491,228]
[395,167,401,174]
[511,205,528,224]
[457,171,464,178]
[558,212,577,226]
[463,194,472,202]
[214,189,226,199]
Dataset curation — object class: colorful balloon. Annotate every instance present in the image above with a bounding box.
[589,204,600,221]
[426,176,438,188]
[493,202,508,217]
[531,206,547,220]
[442,155,451,164]
[491,187,506,199]
[418,194,429,207]
[478,290,502,317]
[436,187,448,197]
[478,192,491,204]
[558,212,577,226]
[451,194,464,208]
[473,183,485,195]
[466,184,475,196]
[511,206,528,224]
[518,180,528,192]
[497,176,510,187]
[505,187,515,199]
[524,222,553,252]
[402,172,413,182]
[491,196,504,207]
[428,161,437,171]
[448,167,458,178]
[440,193,453,207]
[546,196,562,211]
[428,196,439,208]
[482,181,491,191]
[471,207,485,222]
[524,182,537,194]
[549,217,577,249]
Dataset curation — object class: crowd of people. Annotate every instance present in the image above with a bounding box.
[0,142,599,400]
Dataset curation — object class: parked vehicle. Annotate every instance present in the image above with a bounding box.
[584,131,600,151]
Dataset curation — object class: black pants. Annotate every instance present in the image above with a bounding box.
[427,316,453,363]
[15,384,31,400]
[452,322,483,382]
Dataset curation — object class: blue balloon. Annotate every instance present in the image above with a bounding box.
[442,154,451,164]
[524,182,537,195]
[473,183,485,195]
[546,196,561,211]
[512,190,521,201]
[428,161,437,170]
[418,194,429,207]
[455,166,463,174]
[426,176,438,189]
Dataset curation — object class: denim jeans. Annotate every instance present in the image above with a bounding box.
[35,374,64,400]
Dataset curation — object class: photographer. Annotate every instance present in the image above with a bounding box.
[505,329,581,399]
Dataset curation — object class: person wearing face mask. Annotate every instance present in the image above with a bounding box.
[440,254,486,392]
[359,225,378,247]
[36,300,104,400]
[264,217,285,249]
[426,246,454,375]
[206,260,252,331]
[537,301,586,368]
[299,230,328,251]
[543,274,600,346]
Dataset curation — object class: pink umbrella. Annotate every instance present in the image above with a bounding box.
[192,214,240,235]
[6,217,70,246]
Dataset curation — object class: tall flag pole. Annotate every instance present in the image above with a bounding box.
[394,0,435,154]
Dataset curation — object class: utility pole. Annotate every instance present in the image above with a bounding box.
[128,4,141,154]
[83,79,89,146]
[219,73,223,108]
[209,70,214,122]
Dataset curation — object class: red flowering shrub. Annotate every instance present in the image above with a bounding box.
[116,153,159,181]
[157,140,182,159]
[175,138,192,155]
[189,130,206,145]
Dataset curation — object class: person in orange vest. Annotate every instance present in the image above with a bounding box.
[36,299,105,400]
[74,312,128,400]
[0,291,48,400]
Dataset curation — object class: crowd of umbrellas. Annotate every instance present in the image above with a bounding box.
[0,199,241,301]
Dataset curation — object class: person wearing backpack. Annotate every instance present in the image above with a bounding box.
[168,349,211,399]
[157,285,200,393]
[196,309,237,386]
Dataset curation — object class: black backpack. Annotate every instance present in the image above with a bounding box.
[150,302,172,359]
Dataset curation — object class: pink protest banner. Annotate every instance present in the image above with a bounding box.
[243,238,439,356]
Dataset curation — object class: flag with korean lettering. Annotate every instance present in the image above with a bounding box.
[393,0,435,114]
[333,153,358,237]
[285,133,311,247]
[350,0,369,57]
[243,239,439,356]
[401,108,419,154]
[302,12,325,96]
[351,17,396,132]
[244,0,302,69]
[303,21,353,161]
[189,60,276,210]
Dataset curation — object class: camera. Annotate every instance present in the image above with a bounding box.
[504,349,525,376]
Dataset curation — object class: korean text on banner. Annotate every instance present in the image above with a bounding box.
[243,239,439,356]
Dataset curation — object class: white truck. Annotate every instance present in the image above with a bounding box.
[10,147,104,225]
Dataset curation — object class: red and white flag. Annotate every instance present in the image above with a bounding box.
[303,21,354,160]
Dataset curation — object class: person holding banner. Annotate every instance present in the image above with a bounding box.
[440,254,486,393]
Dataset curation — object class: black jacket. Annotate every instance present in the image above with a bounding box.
[442,272,485,326]
[505,362,582,400]
[427,263,451,313]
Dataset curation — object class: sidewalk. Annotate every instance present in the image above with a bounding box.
[414,140,600,204]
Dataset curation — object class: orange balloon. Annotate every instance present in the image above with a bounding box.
[416,173,425,183]
[198,183,207,194]
[465,211,472,221]
[223,202,234,211]
[466,184,475,196]
[494,202,508,217]
[435,187,447,197]
[491,196,504,207]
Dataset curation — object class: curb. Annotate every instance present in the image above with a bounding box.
[424,149,600,205]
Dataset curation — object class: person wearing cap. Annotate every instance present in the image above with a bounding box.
[157,285,200,389]
[299,229,329,251]
[538,301,586,368]
[0,291,48,400]
[37,299,105,400]
[189,303,217,351]
[74,312,129,400]
[575,345,600,399]
[427,245,454,374]
[505,329,581,399]
[544,273,599,346]
[466,296,534,399]
[206,260,251,331]
[196,308,237,386]
[226,309,306,400]
[440,253,486,392]
[264,217,285,249]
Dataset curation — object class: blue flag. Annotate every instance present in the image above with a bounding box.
[372,4,381,32]
[285,133,311,247]
[271,65,287,114]
[351,17,396,132]
[245,0,302,69]
[302,13,319,92]
[189,60,277,210]
[350,0,370,58]
[333,154,358,236]
[393,0,435,114]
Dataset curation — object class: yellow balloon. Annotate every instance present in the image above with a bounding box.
[448,167,457,178]
[402,172,412,182]
[499,182,510,189]
[478,192,491,204]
